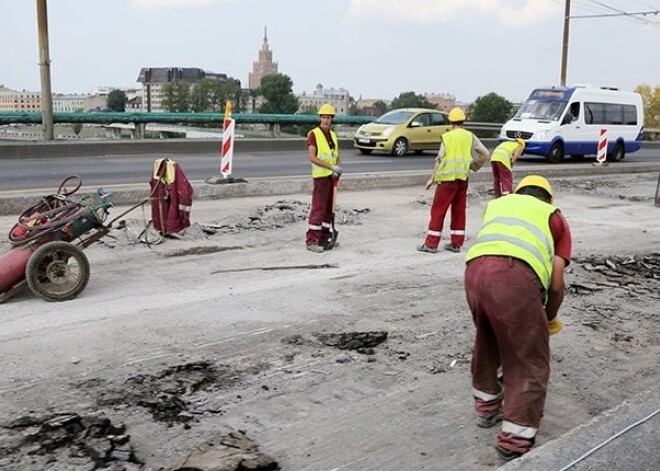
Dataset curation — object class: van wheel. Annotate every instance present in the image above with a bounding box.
[392,138,409,157]
[547,142,565,163]
[358,149,373,155]
[607,142,625,162]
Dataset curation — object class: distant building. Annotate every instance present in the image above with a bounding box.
[53,94,87,112]
[136,67,227,112]
[355,98,388,116]
[248,27,279,112]
[0,86,41,112]
[423,93,456,112]
[298,84,352,116]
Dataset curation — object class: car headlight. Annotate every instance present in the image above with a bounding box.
[534,130,549,139]
[381,126,395,137]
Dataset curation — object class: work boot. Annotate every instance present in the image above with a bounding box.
[306,244,324,253]
[417,244,438,254]
[444,243,461,253]
[496,447,524,462]
[476,412,503,428]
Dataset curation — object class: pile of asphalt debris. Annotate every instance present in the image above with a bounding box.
[206,200,369,234]
[568,253,660,298]
[0,413,141,470]
[91,361,241,425]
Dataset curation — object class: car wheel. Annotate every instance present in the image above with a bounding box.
[547,142,564,163]
[358,149,373,155]
[392,137,409,157]
[607,142,625,162]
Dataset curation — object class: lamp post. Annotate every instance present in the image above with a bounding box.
[559,0,571,86]
[36,0,54,140]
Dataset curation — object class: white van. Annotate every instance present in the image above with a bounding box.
[500,85,644,163]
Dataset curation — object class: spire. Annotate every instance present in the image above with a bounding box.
[263,26,268,43]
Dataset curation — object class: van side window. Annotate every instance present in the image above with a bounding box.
[413,114,431,127]
[570,102,580,120]
[585,102,637,125]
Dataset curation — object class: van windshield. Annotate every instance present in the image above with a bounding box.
[514,99,567,121]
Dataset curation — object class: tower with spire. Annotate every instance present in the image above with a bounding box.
[248,27,279,90]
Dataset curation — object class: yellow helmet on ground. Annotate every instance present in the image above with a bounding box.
[448,107,466,123]
[515,175,553,198]
[515,138,526,150]
[318,104,336,116]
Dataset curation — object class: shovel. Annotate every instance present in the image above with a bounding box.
[324,176,340,250]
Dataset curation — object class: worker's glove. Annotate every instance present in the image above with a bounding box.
[331,165,343,177]
[548,316,564,335]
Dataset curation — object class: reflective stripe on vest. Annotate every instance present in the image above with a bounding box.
[310,127,338,178]
[465,194,556,289]
[490,141,518,170]
[435,128,473,182]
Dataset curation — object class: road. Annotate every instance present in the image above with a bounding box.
[0,147,658,192]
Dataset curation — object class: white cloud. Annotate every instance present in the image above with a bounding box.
[348,0,559,26]
[130,0,218,8]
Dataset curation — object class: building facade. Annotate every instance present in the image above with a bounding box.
[136,67,227,112]
[248,27,279,91]
[423,92,456,112]
[298,84,352,116]
[0,86,41,112]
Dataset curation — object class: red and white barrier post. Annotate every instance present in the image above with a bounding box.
[205,100,246,184]
[220,100,235,177]
[596,127,608,165]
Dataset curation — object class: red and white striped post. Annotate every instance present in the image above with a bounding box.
[596,127,608,164]
[220,100,235,177]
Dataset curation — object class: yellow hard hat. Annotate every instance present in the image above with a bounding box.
[515,175,553,198]
[318,103,336,116]
[515,138,526,149]
[448,107,466,123]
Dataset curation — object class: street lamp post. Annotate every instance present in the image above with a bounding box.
[36,0,54,140]
[560,0,571,86]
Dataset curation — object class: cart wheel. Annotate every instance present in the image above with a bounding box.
[26,241,90,302]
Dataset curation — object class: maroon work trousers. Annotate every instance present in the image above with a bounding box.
[424,180,468,249]
[306,176,334,246]
[491,161,513,198]
[465,256,550,432]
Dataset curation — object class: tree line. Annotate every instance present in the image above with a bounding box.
[103,73,660,129]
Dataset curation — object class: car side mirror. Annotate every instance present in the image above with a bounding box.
[410,121,421,128]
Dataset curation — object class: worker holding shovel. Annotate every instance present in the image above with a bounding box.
[305,104,342,253]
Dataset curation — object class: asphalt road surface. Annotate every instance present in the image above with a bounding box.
[0,147,658,193]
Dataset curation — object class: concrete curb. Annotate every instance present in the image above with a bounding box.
[1,163,660,216]
[499,386,660,470]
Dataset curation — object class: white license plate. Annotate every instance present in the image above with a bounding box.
[358,138,370,144]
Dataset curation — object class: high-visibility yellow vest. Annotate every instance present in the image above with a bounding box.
[153,158,176,184]
[490,141,519,170]
[466,194,556,289]
[435,128,473,182]
[309,127,339,178]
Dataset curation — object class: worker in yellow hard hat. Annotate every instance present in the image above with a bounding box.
[490,138,526,198]
[305,103,342,252]
[418,107,490,254]
[463,174,572,462]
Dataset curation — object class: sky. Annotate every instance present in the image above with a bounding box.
[2,0,660,104]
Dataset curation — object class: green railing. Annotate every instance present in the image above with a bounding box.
[0,111,376,126]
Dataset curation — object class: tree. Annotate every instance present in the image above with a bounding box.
[160,82,177,112]
[107,89,127,112]
[469,92,513,123]
[390,92,434,110]
[299,104,317,114]
[71,108,83,136]
[635,84,660,129]
[257,74,299,114]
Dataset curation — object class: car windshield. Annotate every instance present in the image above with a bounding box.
[514,99,568,121]
[375,110,415,125]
